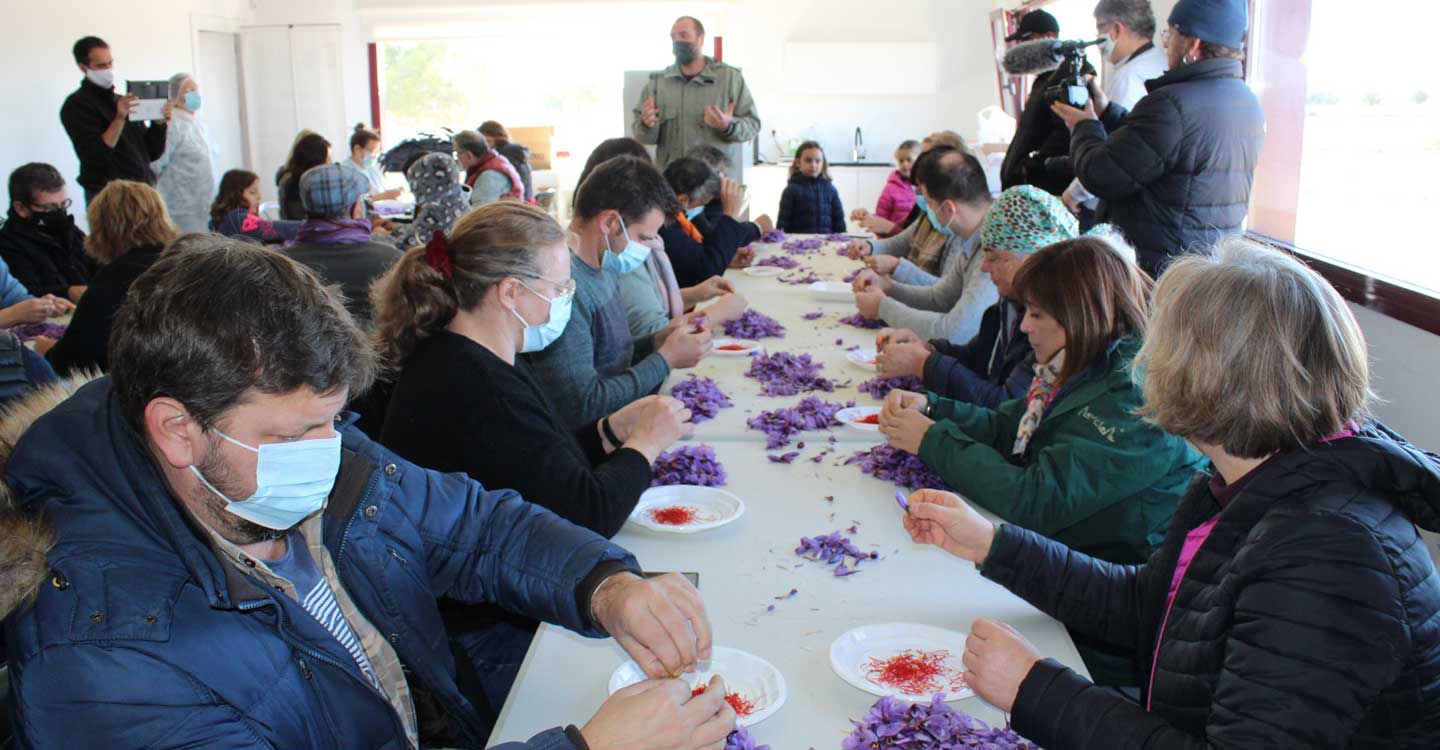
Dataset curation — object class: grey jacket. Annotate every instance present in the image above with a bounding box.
[631,57,760,178]
[868,217,964,286]
[877,230,997,344]
[524,255,670,429]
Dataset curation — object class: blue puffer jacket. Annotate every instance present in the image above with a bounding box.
[777,173,846,234]
[1,378,637,749]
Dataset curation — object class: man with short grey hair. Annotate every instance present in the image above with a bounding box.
[1061,0,1168,221]
[454,129,523,206]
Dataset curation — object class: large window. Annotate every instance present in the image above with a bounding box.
[1250,0,1440,294]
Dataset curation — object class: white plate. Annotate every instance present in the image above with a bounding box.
[609,646,787,727]
[846,347,879,372]
[711,338,763,356]
[809,281,854,302]
[829,623,974,703]
[836,405,882,431]
[743,265,785,277]
[627,485,746,534]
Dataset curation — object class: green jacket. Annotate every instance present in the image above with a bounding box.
[918,338,1203,564]
[631,57,761,179]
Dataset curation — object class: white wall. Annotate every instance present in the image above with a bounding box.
[0,0,252,229]
[1352,305,1440,452]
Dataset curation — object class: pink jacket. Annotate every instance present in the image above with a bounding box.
[874,170,917,233]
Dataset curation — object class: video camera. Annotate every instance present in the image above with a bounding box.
[1040,39,1106,109]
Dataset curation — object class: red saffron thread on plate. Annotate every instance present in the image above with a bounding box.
[864,649,966,695]
[718,344,749,351]
[649,506,699,525]
[856,414,880,425]
[691,685,756,716]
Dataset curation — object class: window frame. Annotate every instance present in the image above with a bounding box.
[1244,0,1440,334]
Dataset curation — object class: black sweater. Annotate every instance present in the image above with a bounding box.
[986,422,1440,749]
[379,331,652,537]
[0,212,93,299]
[46,244,162,375]
[661,213,760,289]
[59,80,167,193]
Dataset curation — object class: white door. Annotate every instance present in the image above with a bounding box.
[239,24,345,201]
[195,31,248,179]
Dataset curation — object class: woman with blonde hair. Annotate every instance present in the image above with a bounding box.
[896,238,1440,747]
[47,180,177,374]
[370,201,693,719]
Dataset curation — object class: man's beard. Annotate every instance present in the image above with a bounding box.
[191,436,293,544]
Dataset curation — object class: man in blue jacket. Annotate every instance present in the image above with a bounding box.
[0,239,735,749]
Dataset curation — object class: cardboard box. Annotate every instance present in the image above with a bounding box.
[509,126,555,171]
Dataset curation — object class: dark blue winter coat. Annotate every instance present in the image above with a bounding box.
[777,173,846,234]
[1,377,636,749]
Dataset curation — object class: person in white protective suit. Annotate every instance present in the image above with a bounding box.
[151,73,219,232]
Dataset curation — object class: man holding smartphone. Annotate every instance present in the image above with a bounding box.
[60,36,170,205]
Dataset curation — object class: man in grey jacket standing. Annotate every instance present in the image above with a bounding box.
[631,16,760,181]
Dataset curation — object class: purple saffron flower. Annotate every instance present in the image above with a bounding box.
[669,375,733,423]
[796,528,876,575]
[801,311,824,320]
[856,375,925,400]
[847,444,951,491]
[722,310,786,340]
[724,726,770,750]
[760,228,786,243]
[768,451,800,464]
[746,397,853,448]
[839,312,887,330]
[842,695,1040,749]
[651,445,728,487]
[755,254,800,270]
[744,352,836,397]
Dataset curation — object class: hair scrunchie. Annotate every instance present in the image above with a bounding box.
[425,229,453,279]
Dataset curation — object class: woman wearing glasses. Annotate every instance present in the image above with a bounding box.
[368,202,692,724]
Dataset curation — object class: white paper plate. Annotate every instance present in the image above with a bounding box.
[829,623,974,702]
[628,485,745,534]
[609,646,787,727]
[743,265,785,277]
[836,405,882,431]
[712,338,763,356]
[809,281,854,302]
[846,347,879,372]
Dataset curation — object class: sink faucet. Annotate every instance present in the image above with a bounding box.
[852,126,865,162]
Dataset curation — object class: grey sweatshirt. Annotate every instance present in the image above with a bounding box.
[877,230,998,344]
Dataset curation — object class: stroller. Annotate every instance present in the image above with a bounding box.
[380,128,455,173]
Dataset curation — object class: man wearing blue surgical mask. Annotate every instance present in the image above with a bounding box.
[61,35,170,204]
[527,155,712,430]
[1,234,734,750]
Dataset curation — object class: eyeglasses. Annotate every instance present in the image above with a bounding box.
[519,275,576,303]
[30,199,72,213]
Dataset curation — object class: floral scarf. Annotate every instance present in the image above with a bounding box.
[1012,350,1065,456]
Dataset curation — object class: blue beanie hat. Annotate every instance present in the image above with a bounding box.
[1168,0,1248,49]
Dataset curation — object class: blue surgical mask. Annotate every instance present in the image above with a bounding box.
[922,199,955,239]
[511,279,574,352]
[183,91,202,111]
[685,205,705,221]
[191,429,342,530]
[601,216,652,275]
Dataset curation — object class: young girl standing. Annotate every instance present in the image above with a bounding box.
[777,141,846,234]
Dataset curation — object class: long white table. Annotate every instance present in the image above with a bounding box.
[490,236,1087,747]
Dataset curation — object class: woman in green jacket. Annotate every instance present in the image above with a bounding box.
[880,236,1203,566]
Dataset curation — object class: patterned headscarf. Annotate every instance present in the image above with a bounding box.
[978,185,1078,255]
[397,153,470,249]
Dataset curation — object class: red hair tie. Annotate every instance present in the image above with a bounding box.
[425,230,453,279]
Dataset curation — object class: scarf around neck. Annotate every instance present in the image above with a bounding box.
[293,218,374,247]
[1012,349,1065,456]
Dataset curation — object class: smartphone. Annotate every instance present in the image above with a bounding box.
[643,571,700,588]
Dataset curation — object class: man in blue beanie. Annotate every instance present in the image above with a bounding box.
[1050,0,1264,275]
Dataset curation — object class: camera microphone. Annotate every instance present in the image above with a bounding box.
[1002,38,1107,75]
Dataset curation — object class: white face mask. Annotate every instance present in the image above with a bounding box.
[85,68,115,89]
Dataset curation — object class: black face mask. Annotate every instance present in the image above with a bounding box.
[32,209,72,235]
[672,40,698,65]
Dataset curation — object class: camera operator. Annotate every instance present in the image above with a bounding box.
[1060,0,1169,226]
[998,10,1095,197]
[1051,0,1263,275]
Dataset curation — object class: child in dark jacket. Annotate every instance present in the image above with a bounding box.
[777,141,846,234]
